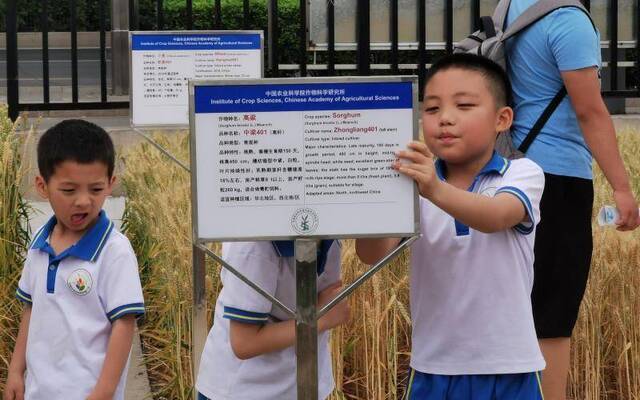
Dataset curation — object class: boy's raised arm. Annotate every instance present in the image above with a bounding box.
[426,181,529,233]
[395,141,541,233]
[87,315,136,400]
[4,306,31,400]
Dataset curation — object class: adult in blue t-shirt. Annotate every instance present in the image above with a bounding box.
[506,1,640,399]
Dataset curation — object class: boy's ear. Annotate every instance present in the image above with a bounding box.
[495,106,514,133]
[34,176,49,199]
[106,175,116,195]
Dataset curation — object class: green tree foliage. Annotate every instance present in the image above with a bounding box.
[0,0,109,32]
[1,0,301,63]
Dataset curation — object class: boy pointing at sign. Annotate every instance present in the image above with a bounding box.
[357,53,546,399]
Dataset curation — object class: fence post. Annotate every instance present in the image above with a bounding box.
[356,0,370,76]
[299,0,307,77]
[111,0,130,95]
[417,0,427,100]
[192,243,207,400]
[267,0,279,77]
[6,0,19,121]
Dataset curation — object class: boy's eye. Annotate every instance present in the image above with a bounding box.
[458,103,476,109]
[91,188,105,193]
[424,106,439,113]
[60,189,74,193]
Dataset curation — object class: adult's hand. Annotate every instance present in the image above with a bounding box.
[613,189,640,231]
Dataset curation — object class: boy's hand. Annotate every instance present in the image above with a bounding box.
[393,141,440,198]
[3,371,25,400]
[318,281,351,332]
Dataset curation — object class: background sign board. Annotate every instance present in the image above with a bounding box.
[130,31,263,127]
[190,77,419,241]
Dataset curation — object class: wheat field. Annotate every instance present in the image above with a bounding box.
[0,123,638,399]
[0,107,32,388]
[119,130,640,399]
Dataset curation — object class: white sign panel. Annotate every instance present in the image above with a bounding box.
[130,31,263,127]
[190,78,419,241]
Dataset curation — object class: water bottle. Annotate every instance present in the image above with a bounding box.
[597,205,640,226]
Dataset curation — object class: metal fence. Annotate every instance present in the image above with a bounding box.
[4,0,640,121]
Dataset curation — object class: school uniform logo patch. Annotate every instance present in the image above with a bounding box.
[67,269,93,296]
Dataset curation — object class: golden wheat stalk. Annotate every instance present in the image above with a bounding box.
[117,130,640,400]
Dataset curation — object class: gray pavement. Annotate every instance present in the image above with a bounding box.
[0,48,113,87]
[18,114,158,200]
[28,197,152,400]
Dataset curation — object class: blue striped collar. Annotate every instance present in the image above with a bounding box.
[435,151,510,181]
[30,210,114,262]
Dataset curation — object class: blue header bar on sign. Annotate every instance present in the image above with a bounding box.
[194,82,413,113]
[131,33,261,51]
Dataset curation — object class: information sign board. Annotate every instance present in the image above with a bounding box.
[130,31,263,127]
[190,77,419,241]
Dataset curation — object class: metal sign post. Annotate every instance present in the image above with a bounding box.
[295,239,319,400]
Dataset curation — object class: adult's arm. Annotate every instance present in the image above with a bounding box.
[561,67,640,230]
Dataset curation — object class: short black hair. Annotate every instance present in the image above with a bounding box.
[425,53,512,107]
[37,119,115,182]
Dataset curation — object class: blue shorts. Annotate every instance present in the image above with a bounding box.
[197,393,210,400]
[404,370,543,400]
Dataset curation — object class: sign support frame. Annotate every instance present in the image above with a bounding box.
[193,237,418,400]
[189,76,420,400]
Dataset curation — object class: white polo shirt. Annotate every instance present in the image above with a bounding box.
[16,211,145,400]
[409,153,546,375]
[196,240,341,400]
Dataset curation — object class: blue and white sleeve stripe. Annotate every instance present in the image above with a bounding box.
[16,288,32,304]
[106,302,145,322]
[496,186,535,234]
[223,306,269,325]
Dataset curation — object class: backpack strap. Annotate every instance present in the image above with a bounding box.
[481,16,497,38]
[502,0,593,42]
[492,0,512,32]
[517,86,567,154]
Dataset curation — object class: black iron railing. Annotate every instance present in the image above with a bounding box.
[4,0,640,121]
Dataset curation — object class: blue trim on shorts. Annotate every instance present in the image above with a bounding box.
[197,392,210,400]
[404,370,544,400]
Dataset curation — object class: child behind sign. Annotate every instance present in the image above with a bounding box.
[4,120,145,400]
[195,240,350,400]
[357,53,546,399]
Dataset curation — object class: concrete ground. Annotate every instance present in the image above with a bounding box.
[27,198,152,400]
[15,110,186,200]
